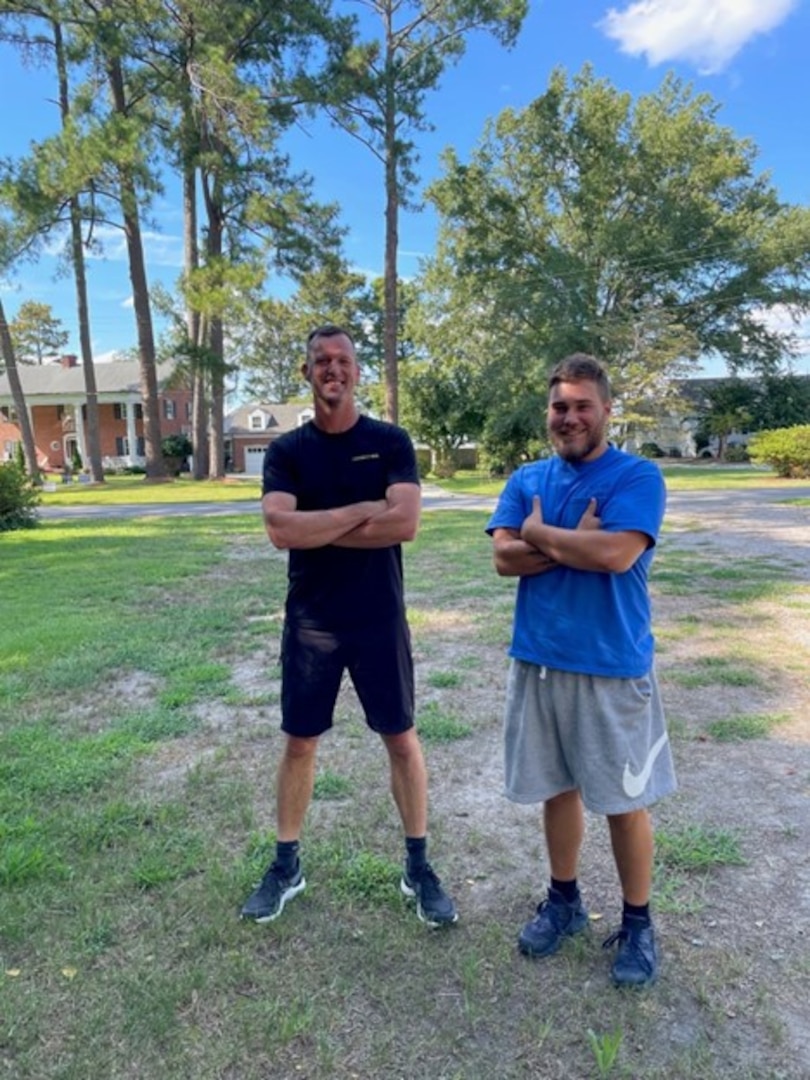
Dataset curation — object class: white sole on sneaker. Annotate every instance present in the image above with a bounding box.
[243,877,306,924]
[400,878,458,928]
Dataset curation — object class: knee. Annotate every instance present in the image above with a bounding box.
[282,735,319,763]
[382,729,422,763]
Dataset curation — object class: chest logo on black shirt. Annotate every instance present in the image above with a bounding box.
[352,453,381,462]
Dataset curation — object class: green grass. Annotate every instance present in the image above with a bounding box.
[0,501,806,1080]
[38,473,260,505]
[415,701,473,742]
[656,825,747,871]
[312,770,353,799]
[434,463,810,497]
[706,713,788,742]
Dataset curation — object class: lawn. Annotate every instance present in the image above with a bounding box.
[1,499,808,1079]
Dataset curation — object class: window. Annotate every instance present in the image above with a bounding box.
[249,411,266,431]
[185,401,192,420]
[163,399,176,420]
[115,436,128,456]
[114,402,143,420]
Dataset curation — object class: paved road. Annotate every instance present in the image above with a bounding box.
[36,482,500,520]
[37,480,810,521]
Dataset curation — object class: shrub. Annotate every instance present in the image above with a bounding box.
[639,442,664,458]
[0,462,40,531]
[161,434,192,459]
[748,425,810,478]
[161,434,192,476]
[724,444,750,463]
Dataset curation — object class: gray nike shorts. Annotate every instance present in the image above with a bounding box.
[503,660,677,815]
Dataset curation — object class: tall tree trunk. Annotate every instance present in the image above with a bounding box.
[55,18,104,483]
[202,172,225,480]
[208,316,225,479]
[383,35,399,424]
[106,55,165,479]
[0,300,39,479]
[182,164,209,479]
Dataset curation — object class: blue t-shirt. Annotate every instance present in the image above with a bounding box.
[486,446,666,678]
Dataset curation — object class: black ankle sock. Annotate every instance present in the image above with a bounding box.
[275,840,300,875]
[405,836,427,876]
[622,900,651,927]
[550,877,579,904]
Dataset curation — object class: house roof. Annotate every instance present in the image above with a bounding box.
[225,402,312,437]
[0,359,179,404]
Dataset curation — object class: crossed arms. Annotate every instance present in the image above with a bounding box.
[262,482,420,551]
[492,495,649,577]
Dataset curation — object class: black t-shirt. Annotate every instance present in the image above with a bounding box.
[262,415,420,629]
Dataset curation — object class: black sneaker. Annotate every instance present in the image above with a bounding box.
[603,921,658,987]
[240,862,306,923]
[401,863,458,927]
[518,890,589,957]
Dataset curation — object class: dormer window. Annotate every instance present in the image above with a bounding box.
[248,410,266,431]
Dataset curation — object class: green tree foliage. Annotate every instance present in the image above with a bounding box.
[694,373,810,459]
[323,0,527,422]
[748,425,810,478]
[694,379,757,460]
[232,262,371,404]
[0,461,39,531]
[422,66,810,461]
[9,300,68,364]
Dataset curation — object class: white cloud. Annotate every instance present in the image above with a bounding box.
[753,303,810,346]
[599,0,799,74]
[83,225,185,269]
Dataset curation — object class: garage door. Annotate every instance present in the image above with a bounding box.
[244,446,267,476]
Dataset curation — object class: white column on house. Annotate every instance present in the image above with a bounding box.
[126,399,137,461]
[73,402,87,464]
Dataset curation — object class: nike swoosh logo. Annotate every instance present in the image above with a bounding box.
[622,733,669,799]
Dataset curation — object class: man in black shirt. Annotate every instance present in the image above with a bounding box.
[240,324,457,928]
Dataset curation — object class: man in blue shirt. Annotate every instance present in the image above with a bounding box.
[487,353,676,987]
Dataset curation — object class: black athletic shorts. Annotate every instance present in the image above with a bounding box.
[280,616,415,738]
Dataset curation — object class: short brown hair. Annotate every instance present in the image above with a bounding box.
[548,353,611,402]
[306,324,355,362]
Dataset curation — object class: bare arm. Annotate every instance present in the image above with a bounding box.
[520,495,649,573]
[331,482,421,548]
[262,490,388,550]
[492,527,559,577]
[492,497,602,576]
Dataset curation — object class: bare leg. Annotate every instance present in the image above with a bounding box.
[544,789,585,881]
[607,808,654,905]
[380,728,428,837]
[276,734,319,841]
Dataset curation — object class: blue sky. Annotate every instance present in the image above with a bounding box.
[1,0,809,375]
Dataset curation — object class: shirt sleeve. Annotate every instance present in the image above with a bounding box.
[485,468,528,535]
[602,461,666,545]
[262,435,298,498]
[386,425,420,488]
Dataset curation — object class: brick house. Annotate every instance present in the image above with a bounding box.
[225,401,314,475]
[0,354,193,472]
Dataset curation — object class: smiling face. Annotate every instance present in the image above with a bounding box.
[303,330,361,422]
[547,378,612,463]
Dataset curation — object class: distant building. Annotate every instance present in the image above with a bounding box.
[224,402,314,475]
[0,354,192,471]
